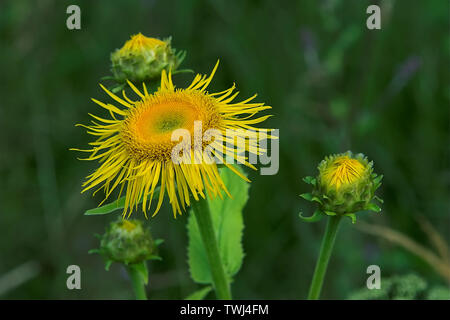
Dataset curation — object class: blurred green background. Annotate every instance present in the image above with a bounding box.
[0,0,449,299]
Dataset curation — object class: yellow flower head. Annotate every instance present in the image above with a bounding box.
[118,33,166,55]
[74,61,272,218]
[321,155,365,190]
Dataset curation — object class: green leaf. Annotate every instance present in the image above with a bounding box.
[84,186,161,215]
[324,211,337,216]
[373,174,383,190]
[299,193,323,204]
[105,260,112,271]
[344,213,357,224]
[100,75,116,81]
[172,68,194,75]
[299,209,324,223]
[110,83,126,93]
[374,195,384,204]
[373,174,383,186]
[187,166,248,284]
[85,197,126,215]
[300,193,313,201]
[366,202,381,213]
[184,286,212,300]
[302,176,316,186]
[147,255,162,261]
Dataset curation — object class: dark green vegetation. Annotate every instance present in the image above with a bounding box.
[0,0,448,299]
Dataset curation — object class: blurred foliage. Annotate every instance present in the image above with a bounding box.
[349,273,450,300]
[0,0,448,299]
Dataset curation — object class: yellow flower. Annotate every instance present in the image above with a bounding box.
[118,33,166,55]
[321,155,365,190]
[74,61,272,218]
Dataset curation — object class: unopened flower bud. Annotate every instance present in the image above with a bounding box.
[110,33,185,83]
[301,151,383,222]
[96,219,157,265]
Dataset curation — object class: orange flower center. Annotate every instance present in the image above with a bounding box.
[121,91,221,161]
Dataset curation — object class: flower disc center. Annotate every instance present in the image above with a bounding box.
[133,100,199,144]
[121,91,222,162]
[154,113,186,133]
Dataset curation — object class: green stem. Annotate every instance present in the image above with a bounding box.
[126,264,148,300]
[191,197,232,300]
[307,216,342,300]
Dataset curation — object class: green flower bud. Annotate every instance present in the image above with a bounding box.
[300,151,383,223]
[110,33,185,83]
[94,219,159,266]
